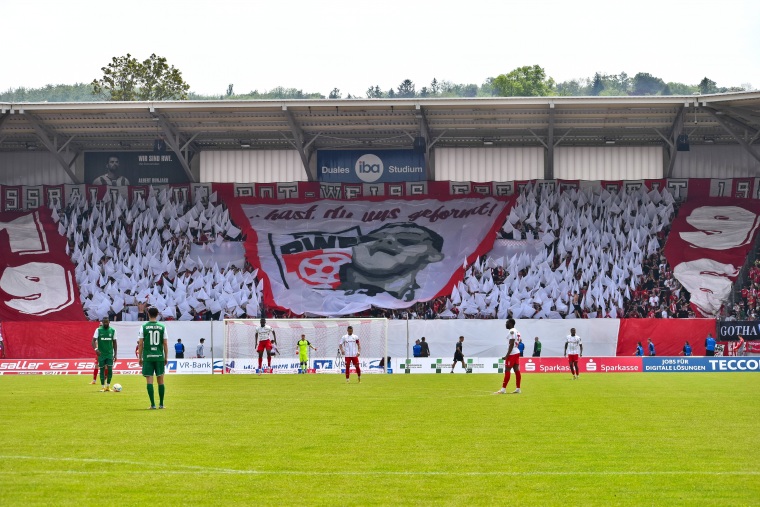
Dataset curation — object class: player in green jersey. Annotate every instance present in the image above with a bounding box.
[92,317,117,392]
[137,307,169,409]
[295,334,317,374]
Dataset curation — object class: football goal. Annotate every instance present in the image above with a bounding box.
[223,318,388,373]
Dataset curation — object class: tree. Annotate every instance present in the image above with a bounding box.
[617,72,630,94]
[226,84,234,97]
[698,77,718,94]
[666,82,697,95]
[492,65,555,97]
[91,53,190,101]
[556,79,585,96]
[430,78,440,95]
[590,73,604,96]
[631,72,666,95]
[396,79,416,98]
[329,87,341,99]
[366,85,383,98]
[479,77,496,96]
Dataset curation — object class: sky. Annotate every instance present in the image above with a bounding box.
[2,0,759,97]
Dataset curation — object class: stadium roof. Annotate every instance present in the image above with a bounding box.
[1,92,759,181]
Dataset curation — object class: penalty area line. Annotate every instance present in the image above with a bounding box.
[1,457,759,477]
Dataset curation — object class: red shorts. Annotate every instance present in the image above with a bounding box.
[505,353,520,368]
[345,356,360,369]
[567,354,579,363]
[257,339,272,353]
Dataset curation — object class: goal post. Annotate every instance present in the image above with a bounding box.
[223,318,388,374]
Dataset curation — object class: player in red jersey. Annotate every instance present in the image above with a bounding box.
[339,326,361,383]
[564,328,583,379]
[255,318,277,375]
[495,318,521,394]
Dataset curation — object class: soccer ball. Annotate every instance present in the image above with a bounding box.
[113,383,122,392]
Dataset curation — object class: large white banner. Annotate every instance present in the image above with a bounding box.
[228,197,511,316]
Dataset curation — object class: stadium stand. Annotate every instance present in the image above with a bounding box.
[48,183,693,322]
[56,187,263,321]
[438,184,681,319]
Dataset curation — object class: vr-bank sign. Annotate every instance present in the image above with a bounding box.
[643,357,760,372]
[317,150,425,183]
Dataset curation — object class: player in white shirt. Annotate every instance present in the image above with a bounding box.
[339,326,361,383]
[495,318,522,394]
[564,327,583,379]
[255,318,277,375]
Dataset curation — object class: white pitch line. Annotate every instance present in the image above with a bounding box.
[1,456,758,477]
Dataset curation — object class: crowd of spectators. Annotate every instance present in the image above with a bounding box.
[722,259,760,321]
[433,184,681,319]
[53,183,700,322]
[55,188,262,321]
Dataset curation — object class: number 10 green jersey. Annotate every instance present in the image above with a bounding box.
[141,322,167,361]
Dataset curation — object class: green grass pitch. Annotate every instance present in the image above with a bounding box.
[1,372,758,506]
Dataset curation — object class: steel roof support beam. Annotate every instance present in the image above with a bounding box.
[417,105,434,180]
[283,106,315,181]
[546,104,555,180]
[526,129,548,149]
[23,113,81,184]
[702,106,760,168]
[662,106,684,178]
[715,106,760,132]
[706,106,760,142]
[0,112,10,133]
[150,110,196,183]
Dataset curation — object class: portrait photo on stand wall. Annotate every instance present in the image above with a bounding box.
[84,151,190,186]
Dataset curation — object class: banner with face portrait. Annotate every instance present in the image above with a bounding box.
[227,196,512,316]
[84,151,190,186]
[0,208,86,321]
[663,198,760,317]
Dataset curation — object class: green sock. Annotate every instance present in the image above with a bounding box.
[147,384,155,406]
[99,368,105,385]
[106,368,113,385]
[158,384,165,405]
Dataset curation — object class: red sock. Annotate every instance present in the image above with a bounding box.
[93,367,98,380]
[502,371,511,389]
[515,370,522,388]
[355,364,361,377]
[258,357,262,369]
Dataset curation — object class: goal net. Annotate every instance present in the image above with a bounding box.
[223,318,388,374]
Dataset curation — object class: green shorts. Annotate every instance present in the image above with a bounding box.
[299,354,309,363]
[142,360,165,377]
[98,355,114,369]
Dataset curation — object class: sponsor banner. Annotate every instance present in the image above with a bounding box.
[166,359,213,374]
[224,357,388,374]
[643,356,760,372]
[393,357,643,373]
[393,357,497,374]
[227,195,511,316]
[0,359,142,374]
[520,357,643,374]
[717,321,760,340]
[317,150,425,183]
[663,198,760,316]
[0,208,85,321]
[84,152,189,186]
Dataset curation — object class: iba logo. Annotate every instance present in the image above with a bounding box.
[355,154,383,183]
